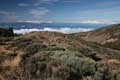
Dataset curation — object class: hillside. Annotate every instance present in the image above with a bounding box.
[0,28,120,80]
[75,24,120,50]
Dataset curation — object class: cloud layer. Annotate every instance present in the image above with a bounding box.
[14,27,93,34]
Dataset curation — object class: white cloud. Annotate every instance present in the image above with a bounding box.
[76,6,120,24]
[33,0,59,6]
[80,7,120,15]
[38,0,59,2]
[18,0,81,7]
[46,21,53,23]
[0,11,18,22]
[62,0,81,3]
[30,8,49,18]
[30,8,49,16]
[35,0,59,3]
[17,20,53,23]
[80,20,104,24]
[80,20,116,24]
[29,7,49,21]
[79,6,120,16]
[18,3,30,7]
[0,11,15,15]
[95,0,120,8]
[17,20,43,23]
[36,0,58,2]
[14,27,94,34]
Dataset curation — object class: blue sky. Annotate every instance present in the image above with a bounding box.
[0,0,120,24]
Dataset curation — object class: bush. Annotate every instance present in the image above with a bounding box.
[116,73,120,80]
[94,62,109,80]
[12,38,32,48]
[25,43,47,57]
[81,58,96,76]
[50,51,96,77]
[104,41,120,50]
[46,47,66,51]
[0,37,14,42]
[109,71,120,80]
[79,48,95,57]
[57,53,96,76]
[94,71,104,80]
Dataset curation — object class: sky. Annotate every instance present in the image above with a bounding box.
[0,0,120,24]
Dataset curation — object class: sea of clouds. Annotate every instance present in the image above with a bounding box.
[14,27,94,34]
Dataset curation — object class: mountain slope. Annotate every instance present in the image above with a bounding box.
[0,30,120,80]
[75,24,120,50]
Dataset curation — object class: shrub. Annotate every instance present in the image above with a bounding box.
[0,37,14,42]
[46,47,66,51]
[81,58,96,76]
[94,62,109,80]
[12,38,33,48]
[25,43,47,57]
[116,73,120,80]
[104,41,120,50]
[94,71,104,80]
[57,53,96,76]
[50,51,96,77]
[109,71,120,80]
[79,48,94,57]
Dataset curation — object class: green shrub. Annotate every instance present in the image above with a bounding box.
[12,38,32,48]
[51,50,96,76]
[94,71,104,80]
[109,71,120,80]
[94,62,109,80]
[25,43,47,57]
[81,58,96,76]
[116,73,120,80]
[79,48,94,57]
[0,37,14,42]
[56,53,96,76]
[104,41,120,50]
[46,47,66,51]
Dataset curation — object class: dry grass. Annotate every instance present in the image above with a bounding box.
[106,59,120,65]
[2,54,21,68]
[0,75,5,80]
[0,47,12,55]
